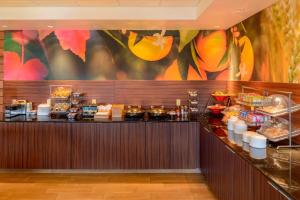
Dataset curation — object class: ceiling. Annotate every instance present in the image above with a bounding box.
[0,0,203,7]
[0,0,278,30]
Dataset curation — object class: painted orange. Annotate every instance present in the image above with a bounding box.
[238,36,254,81]
[128,31,173,61]
[187,65,207,80]
[216,70,229,80]
[195,31,228,72]
[157,60,182,80]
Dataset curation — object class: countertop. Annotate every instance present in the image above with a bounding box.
[200,114,300,200]
[0,115,201,123]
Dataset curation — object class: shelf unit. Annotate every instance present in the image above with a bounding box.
[203,94,232,114]
[239,86,300,149]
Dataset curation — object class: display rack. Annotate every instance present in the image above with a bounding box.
[49,85,73,118]
[203,94,232,113]
[238,85,300,149]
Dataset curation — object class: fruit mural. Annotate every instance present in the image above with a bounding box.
[3,0,295,82]
[4,28,251,80]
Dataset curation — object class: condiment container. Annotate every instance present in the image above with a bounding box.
[242,131,256,152]
[249,134,267,149]
[227,116,238,131]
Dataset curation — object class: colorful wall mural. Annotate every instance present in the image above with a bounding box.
[3,29,235,80]
[3,0,298,82]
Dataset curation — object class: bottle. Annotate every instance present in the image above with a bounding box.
[176,99,181,118]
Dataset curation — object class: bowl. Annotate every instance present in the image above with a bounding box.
[212,94,230,102]
[207,105,226,115]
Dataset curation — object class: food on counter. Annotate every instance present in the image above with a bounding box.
[188,90,198,97]
[37,104,50,116]
[212,90,227,95]
[212,91,230,102]
[148,105,167,119]
[262,127,289,138]
[112,104,124,118]
[67,112,77,121]
[125,105,145,119]
[167,110,177,120]
[222,105,241,123]
[239,110,269,124]
[259,105,286,114]
[70,92,83,105]
[82,105,98,118]
[207,104,226,115]
[258,118,290,140]
[95,104,112,119]
[52,103,70,112]
[256,94,300,114]
[51,86,72,98]
[237,93,270,106]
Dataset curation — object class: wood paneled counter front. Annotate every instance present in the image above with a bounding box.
[0,118,200,170]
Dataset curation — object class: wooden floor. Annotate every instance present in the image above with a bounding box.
[0,173,216,200]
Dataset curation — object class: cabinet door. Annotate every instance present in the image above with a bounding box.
[219,143,235,200]
[72,123,121,169]
[253,168,291,200]
[146,122,171,169]
[232,154,253,200]
[119,123,146,169]
[146,122,200,169]
[0,122,24,168]
[200,129,234,200]
[23,122,71,169]
[72,122,146,169]
[170,122,199,169]
[200,127,209,178]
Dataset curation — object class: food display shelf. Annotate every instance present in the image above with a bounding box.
[235,100,269,107]
[257,129,300,143]
[238,116,264,127]
[50,97,70,101]
[256,105,300,117]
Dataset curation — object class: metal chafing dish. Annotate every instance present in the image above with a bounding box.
[125,105,145,119]
[148,105,167,119]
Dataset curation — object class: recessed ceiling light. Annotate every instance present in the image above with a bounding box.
[47,25,54,28]
[214,25,220,29]
[2,25,8,28]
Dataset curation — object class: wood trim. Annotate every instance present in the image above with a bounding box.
[4,80,227,108]
[0,31,3,114]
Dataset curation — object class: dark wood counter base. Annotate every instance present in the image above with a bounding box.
[200,126,294,200]
[0,121,200,170]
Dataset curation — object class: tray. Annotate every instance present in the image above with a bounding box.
[238,116,265,127]
[256,104,300,117]
[236,100,269,107]
[257,129,300,142]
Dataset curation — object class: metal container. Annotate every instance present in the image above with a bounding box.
[125,105,145,119]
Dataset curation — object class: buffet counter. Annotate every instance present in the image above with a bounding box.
[0,116,200,170]
[1,115,200,123]
[200,114,300,200]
